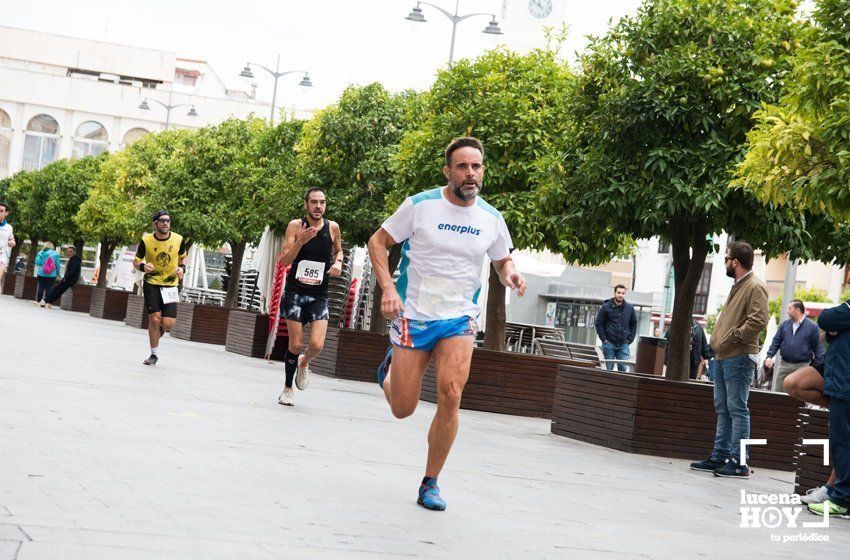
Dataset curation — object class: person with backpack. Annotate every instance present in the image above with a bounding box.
[34,241,61,306]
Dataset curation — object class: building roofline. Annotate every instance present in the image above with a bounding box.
[0,25,177,57]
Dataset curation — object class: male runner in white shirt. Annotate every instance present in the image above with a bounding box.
[0,202,15,295]
[368,137,526,511]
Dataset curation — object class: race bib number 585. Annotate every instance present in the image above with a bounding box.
[296,260,325,285]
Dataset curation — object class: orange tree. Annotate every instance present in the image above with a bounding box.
[543,0,807,380]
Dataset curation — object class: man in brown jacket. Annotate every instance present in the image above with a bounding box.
[690,241,769,478]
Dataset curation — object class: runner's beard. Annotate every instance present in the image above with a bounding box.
[452,180,481,201]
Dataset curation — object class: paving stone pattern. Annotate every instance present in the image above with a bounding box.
[1,298,846,558]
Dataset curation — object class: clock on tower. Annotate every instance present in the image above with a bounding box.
[528,0,553,19]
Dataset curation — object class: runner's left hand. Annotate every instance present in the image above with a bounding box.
[501,271,527,296]
[176,267,184,281]
[329,261,342,277]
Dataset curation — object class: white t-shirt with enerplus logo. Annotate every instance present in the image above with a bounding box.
[381,186,513,321]
[0,222,12,265]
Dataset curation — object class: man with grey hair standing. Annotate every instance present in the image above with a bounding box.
[764,299,824,392]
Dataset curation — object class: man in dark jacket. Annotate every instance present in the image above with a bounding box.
[44,246,82,308]
[595,284,638,371]
[764,299,825,392]
[807,301,850,517]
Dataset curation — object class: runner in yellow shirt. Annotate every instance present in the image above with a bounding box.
[133,210,188,366]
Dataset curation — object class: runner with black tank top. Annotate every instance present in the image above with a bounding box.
[275,187,344,406]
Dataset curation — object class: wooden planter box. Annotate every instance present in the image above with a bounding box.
[89,287,130,321]
[13,274,38,300]
[59,283,93,313]
[420,349,584,419]
[551,365,801,471]
[2,271,15,295]
[308,327,388,383]
[171,302,231,345]
[124,293,149,329]
[224,309,289,359]
[793,408,832,495]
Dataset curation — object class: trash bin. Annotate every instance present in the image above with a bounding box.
[635,336,668,375]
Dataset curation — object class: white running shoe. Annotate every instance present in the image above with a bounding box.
[295,354,310,390]
[800,485,830,504]
[278,387,294,406]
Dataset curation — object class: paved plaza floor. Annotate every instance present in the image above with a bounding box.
[1,296,847,559]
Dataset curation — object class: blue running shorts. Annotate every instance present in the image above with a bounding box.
[389,316,476,351]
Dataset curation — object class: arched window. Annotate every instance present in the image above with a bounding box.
[22,114,60,171]
[72,121,109,158]
[122,127,150,147]
[0,109,11,179]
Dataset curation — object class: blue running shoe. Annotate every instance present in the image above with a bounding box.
[418,478,446,511]
[377,345,393,388]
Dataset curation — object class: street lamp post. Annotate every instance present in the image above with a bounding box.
[138,92,198,130]
[239,55,312,123]
[405,0,503,65]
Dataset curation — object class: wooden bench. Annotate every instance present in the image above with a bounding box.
[551,364,800,471]
[793,407,832,495]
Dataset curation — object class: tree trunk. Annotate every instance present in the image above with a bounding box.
[484,264,506,351]
[224,241,247,309]
[24,235,38,276]
[96,240,116,288]
[665,217,710,381]
[73,239,85,258]
[8,235,20,272]
[369,244,403,334]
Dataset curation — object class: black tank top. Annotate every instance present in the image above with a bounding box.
[286,218,333,296]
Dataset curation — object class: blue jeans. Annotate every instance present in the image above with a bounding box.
[710,354,755,462]
[828,397,850,508]
[602,341,630,372]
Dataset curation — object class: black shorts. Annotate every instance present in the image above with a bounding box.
[282,290,328,324]
[812,360,825,376]
[143,282,178,318]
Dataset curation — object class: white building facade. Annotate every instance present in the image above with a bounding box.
[0,26,277,179]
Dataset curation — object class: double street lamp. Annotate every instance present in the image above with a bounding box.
[405,0,503,65]
[239,55,312,123]
[138,96,198,130]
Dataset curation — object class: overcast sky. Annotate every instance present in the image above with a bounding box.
[2,0,643,111]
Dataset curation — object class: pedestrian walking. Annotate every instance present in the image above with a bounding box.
[34,241,60,306]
